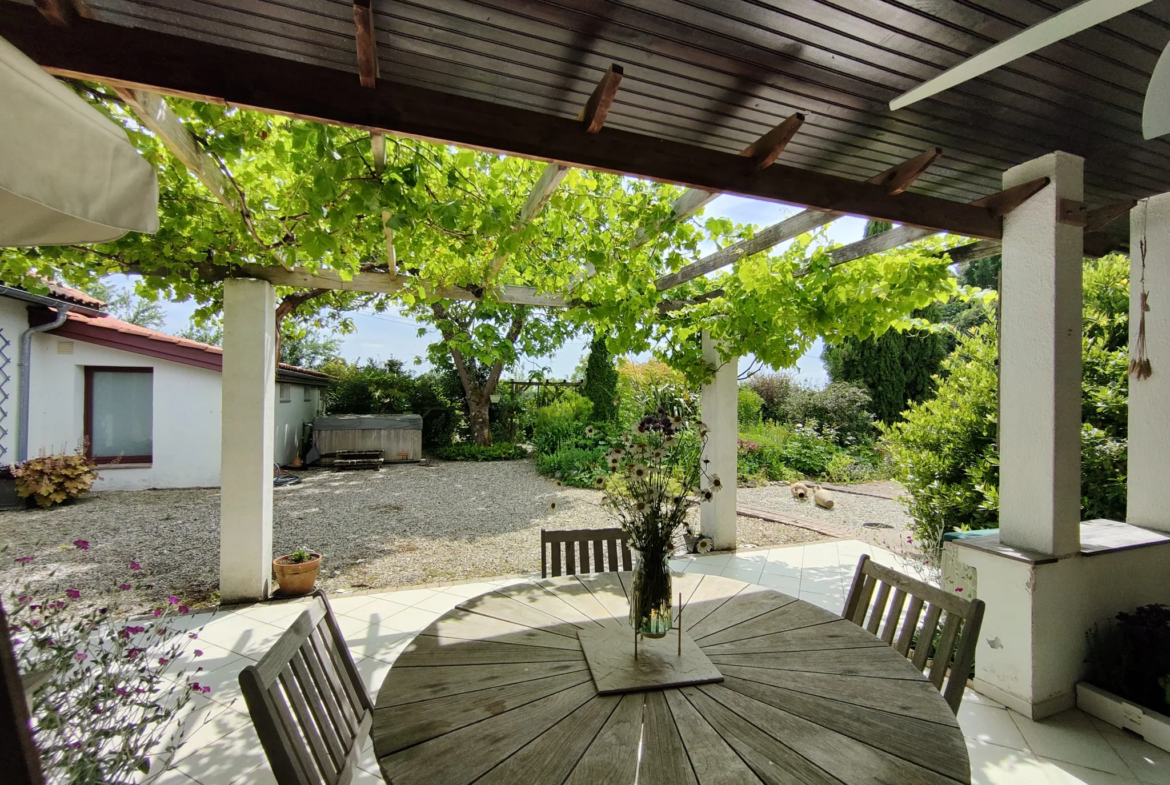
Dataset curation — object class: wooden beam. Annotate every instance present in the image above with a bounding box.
[655,208,835,291]
[370,133,396,278]
[518,163,571,225]
[113,87,241,213]
[0,6,1003,239]
[871,148,943,195]
[1058,199,1136,232]
[353,0,377,89]
[654,149,942,290]
[799,177,1052,275]
[34,0,74,26]
[970,177,1049,218]
[581,64,623,134]
[945,240,1002,265]
[741,112,806,170]
[633,113,806,247]
[658,289,725,313]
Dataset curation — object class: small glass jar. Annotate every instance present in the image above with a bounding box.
[629,547,673,638]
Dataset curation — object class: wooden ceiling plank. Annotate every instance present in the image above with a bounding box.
[113,87,241,214]
[580,64,623,134]
[353,0,378,89]
[0,7,1004,239]
[654,148,944,291]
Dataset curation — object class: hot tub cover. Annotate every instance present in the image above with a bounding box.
[314,414,422,431]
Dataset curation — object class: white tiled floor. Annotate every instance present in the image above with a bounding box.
[163,540,1167,785]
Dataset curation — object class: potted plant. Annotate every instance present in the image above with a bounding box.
[273,547,322,596]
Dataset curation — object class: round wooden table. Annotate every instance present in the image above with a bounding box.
[373,571,970,785]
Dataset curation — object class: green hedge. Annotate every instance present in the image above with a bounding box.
[432,442,528,462]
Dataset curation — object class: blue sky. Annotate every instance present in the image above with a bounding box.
[125,193,869,387]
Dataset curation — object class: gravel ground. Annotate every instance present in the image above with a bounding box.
[738,482,915,551]
[0,459,828,614]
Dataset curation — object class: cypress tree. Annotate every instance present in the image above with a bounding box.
[582,334,619,424]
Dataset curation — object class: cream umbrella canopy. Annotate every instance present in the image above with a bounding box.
[0,34,158,247]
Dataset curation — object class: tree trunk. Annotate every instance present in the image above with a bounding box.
[467,390,492,446]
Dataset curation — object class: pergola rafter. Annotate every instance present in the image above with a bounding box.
[654,148,943,292]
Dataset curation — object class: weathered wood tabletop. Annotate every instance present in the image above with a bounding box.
[373,571,971,785]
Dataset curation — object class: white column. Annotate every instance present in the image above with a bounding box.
[219,278,276,603]
[1127,196,1170,532]
[999,152,1084,557]
[700,332,737,551]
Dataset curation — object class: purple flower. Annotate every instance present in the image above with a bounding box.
[65,589,81,600]
[178,605,190,615]
[16,595,29,604]
[193,649,203,657]
[74,652,87,661]
[129,561,141,571]
[118,584,132,591]
[127,647,144,659]
[166,597,180,605]
[153,609,162,618]
[73,540,89,551]
[15,556,34,564]
[188,633,199,640]
[158,657,169,666]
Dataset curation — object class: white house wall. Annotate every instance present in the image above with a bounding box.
[0,298,28,465]
[274,383,319,465]
[27,334,223,491]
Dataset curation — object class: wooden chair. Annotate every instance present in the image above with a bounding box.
[541,527,631,578]
[842,554,985,714]
[238,590,373,785]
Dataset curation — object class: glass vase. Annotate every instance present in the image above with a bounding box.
[629,547,673,638]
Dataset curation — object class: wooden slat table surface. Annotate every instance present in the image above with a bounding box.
[373,572,971,785]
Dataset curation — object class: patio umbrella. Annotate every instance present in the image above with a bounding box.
[0,34,158,247]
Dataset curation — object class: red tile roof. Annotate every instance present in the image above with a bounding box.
[42,281,107,310]
[49,312,331,380]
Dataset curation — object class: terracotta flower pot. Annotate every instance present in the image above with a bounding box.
[273,553,322,596]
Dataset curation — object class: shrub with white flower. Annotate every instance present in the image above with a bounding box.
[5,541,207,784]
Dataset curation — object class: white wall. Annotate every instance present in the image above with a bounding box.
[27,334,223,491]
[274,382,320,465]
[959,543,1170,719]
[0,298,28,465]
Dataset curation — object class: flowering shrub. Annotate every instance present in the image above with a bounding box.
[7,542,206,784]
[12,447,99,507]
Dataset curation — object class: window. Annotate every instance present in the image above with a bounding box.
[279,383,292,403]
[304,386,312,403]
[84,368,153,464]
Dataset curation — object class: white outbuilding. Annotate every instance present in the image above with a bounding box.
[0,283,328,491]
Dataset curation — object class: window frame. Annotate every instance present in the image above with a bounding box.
[303,386,312,403]
[279,382,292,403]
[83,366,154,465]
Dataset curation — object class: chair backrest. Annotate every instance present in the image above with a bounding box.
[842,554,985,714]
[541,528,631,578]
[238,590,373,785]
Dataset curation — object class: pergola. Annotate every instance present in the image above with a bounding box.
[3,0,1169,722]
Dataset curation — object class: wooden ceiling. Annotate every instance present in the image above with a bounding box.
[3,0,1163,237]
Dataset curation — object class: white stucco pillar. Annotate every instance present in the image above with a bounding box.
[219,278,276,603]
[999,151,1084,557]
[699,332,737,551]
[1126,196,1170,532]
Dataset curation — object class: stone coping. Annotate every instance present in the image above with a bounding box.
[951,519,1170,565]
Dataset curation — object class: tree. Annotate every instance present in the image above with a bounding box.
[178,320,222,346]
[582,334,619,424]
[86,280,166,330]
[821,221,981,423]
[279,324,341,369]
[1,86,967,448]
